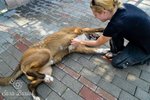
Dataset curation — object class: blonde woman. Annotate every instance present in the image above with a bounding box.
[71,0,150,69]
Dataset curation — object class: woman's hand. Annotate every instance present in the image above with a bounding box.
[71,38,82,47]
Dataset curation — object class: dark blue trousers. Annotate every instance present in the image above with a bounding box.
[110,36,150,69]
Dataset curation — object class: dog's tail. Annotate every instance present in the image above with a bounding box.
[0,64,23,86]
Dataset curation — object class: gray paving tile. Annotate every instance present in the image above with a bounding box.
[0,60,12,75]
[12,79,32,99]
[80,68,101,84]
[68,53,82,61]
[1,41,12,52]
[0,51,19,70]
[0,46,4,54]
[0,85,21,100]
[46,91,63,100]
[114,69,128,80]
[0,36,7,46]
[2,18,18,27]
[0,16,8,22]
[112,76,136,95]
[127,74,150,92]
[63,58,83,73]
[11,14,30,26]
[140,70,150,83]
[6,44,22,61]
[98,79,121,97]
[135,87,150,100]
[79,53,93,60]
[37,83,52,99]
[94,64,117,82]
[22,96,32,100]
[119,90,138,100]
[78,57,97,71]
[62,88,83,100]
[46,78,67,96]
[62,74,83,93]
[124,67,141,77]
[52,66,66,81]
[137,64,150,73]
[4,96,24,100]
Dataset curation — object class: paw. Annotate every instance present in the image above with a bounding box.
[44,75,54,83]
[68,45,75,52]
[95,48,110,54]
[32,94,40,100]
[33,96,40,100]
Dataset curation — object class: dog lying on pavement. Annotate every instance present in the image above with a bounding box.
[0,27,106,100]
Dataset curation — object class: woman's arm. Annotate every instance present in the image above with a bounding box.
[71,34,111,47]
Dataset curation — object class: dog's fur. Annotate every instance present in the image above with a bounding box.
[0,27,104,100]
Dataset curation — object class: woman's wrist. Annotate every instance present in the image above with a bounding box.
[80,40,85,45]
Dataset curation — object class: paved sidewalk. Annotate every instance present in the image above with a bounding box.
[0,0,150,100]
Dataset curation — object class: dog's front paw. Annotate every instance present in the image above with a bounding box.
[32,94,41,100]
[33,96,40,100]
[94,48,110,54]
[44,75,54,83]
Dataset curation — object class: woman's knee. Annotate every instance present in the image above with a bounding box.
[111,60,123,69]
[111,58,129,69]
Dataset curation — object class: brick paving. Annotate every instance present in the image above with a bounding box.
[0,0,150,100]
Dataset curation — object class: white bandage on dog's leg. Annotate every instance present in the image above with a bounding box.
[68,45,75,52]
[94,48,110,54]
[44,74,54,83]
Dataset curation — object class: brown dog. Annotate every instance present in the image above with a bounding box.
[0,27,104,100]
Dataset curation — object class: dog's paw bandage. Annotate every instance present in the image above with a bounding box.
[95,48,110,54]
[68,45,75,52]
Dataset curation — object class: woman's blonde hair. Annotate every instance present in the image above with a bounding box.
[90,0,123,13]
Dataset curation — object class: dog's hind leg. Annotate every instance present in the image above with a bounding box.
[39,65,53,83]
[28,79,42,100]
[27,66,53,100]
[26,69,53,83]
